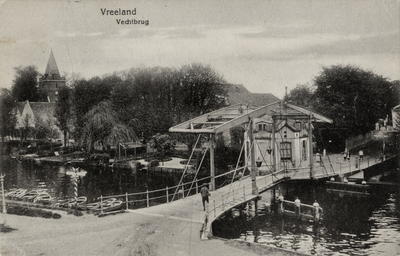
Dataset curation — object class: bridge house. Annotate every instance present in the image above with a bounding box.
[169,101,333,192]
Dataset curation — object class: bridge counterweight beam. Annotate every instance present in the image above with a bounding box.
[210,134,215,191]
[249,119,258,195]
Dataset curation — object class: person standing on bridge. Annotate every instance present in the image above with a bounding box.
[312,200,323,223]
[295,197,301,218]
[200,184,210,211]
[359,150,364,161]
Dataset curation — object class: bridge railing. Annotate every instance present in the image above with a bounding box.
[96,168,249,210]
[208,170,286,218]
[208,182,252,218]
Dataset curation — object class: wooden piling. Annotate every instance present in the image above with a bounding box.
[146,190,149,208]
[125,193,128,210]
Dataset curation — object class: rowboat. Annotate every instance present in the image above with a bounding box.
[94,200,123,213]
[6,189,27,199]
[102,200,123,212]
[33,193,52,204]
[21,190,47,202]
[56,196,87,208]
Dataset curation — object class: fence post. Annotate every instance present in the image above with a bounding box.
[196,179,198,194]
[243,186,246,200]
[166,186,169,203]
[222,194,224,211]
[213,200,216,217]
[232,188,235,202]
[146,190,149,208]
[100,195,103,214]
[125,192,128,210]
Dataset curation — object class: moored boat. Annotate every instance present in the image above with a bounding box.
[21,190,48,202]
[34,193,52,204]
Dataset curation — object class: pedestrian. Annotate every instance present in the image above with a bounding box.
[200,184,210,211]
[343,151,347,161]
[312,200,322,222]
[359,150,364,161]
[294,197,301,218]
[347,152,351,161]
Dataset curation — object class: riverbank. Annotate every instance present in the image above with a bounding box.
[0,196,305,256]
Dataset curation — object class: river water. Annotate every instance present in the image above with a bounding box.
[2,156,399,255]
[0,156,188,205]
[213,176,400,256]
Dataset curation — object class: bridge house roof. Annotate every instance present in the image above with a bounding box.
[169,101,333,134]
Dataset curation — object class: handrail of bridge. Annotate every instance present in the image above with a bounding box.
[207,170,286,218]
[97,168,249,209]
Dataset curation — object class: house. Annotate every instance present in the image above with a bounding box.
[222,84,281,147]
[392,104,400,130]
[13,50,67,143]
[15,100,62,142]
[249,106,315,171]
[169,101,333,189]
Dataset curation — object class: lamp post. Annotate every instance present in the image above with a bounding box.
[1,174,6,225]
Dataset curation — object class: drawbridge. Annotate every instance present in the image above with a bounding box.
[168,101,333,238]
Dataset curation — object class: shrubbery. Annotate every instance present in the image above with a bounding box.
[6,206,62,219]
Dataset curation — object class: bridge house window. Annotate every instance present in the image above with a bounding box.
[258,123,272,132]
[280,142,292,161]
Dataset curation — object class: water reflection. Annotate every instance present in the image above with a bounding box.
[0,156,192,204]
[213,181,400,256]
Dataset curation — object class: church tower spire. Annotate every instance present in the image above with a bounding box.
[45,50,61,77]
[38,50,65,103]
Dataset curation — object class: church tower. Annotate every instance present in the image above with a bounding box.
[38,50,66,103]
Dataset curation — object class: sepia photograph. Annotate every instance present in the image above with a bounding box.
[0,0,399,255]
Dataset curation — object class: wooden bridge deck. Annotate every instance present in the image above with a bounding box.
[201,153,386,238]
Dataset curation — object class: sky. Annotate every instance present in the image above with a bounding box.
[0,0,399,99]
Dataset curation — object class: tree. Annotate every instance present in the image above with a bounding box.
[81,100,136,152]
[0,89,17,142]
[34,117,59,147]
[54,86,72,146]
[72,75,119,137]
[178,63,227,116]
[11,66,42,102]
[285,84,315,108]
[148,133,176,163]
[312,65,397,151]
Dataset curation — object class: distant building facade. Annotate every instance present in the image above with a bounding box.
[222,84,281,148]
[15,100,62,142]
[13,51,65,144]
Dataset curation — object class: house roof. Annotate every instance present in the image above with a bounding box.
[223,84,280,107]
[44,50,60,77]
[276,121,300,132]
[16,102,25,114]
[29,102,56,121]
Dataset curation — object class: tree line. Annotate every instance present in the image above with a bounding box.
[0,63,227,152]
[284,65,400,151]
[1,63,399,154]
